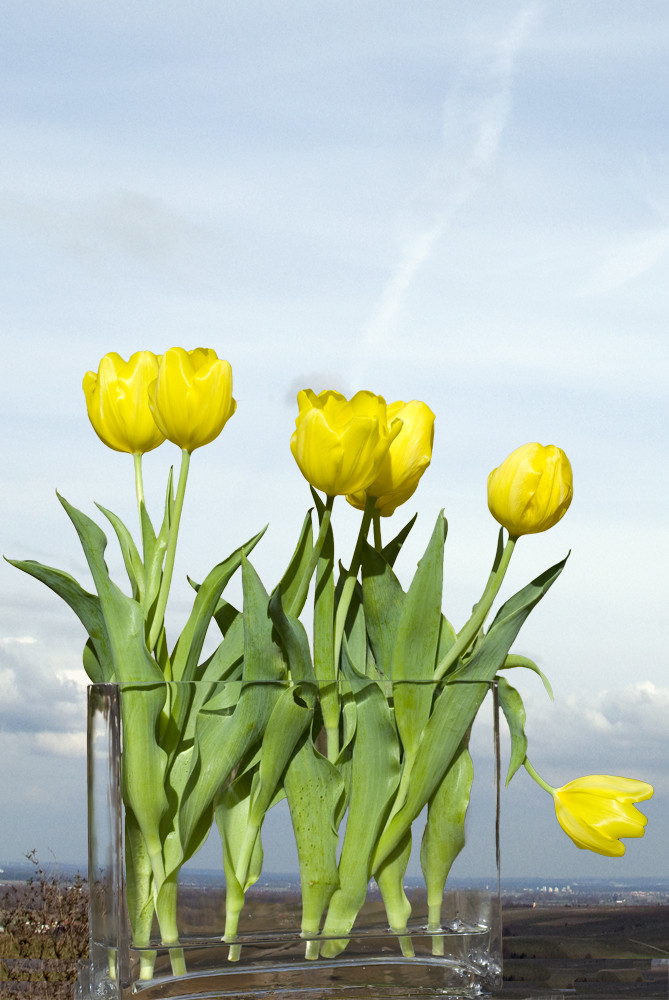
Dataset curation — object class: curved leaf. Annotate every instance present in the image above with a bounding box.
[497,676,528,785]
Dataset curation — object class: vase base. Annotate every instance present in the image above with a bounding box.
[78,925,501,999]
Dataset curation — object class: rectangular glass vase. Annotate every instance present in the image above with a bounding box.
[77,680,502,999]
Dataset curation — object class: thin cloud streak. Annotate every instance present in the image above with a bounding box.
[581,226,669,295]
[355,2,542,386]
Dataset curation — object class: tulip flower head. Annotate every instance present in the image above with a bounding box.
[553,775,653,857]
[83,351,166,455]
[149,347,236,452]
[487,442,573,536]
[290,389,403,497]
[347,399,435,516]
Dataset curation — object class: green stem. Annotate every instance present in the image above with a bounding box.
[223,881,245,960]
[325,724,339,762]
[428,901,445,956]
[155,874,186,976]
[334,495,376,664]
[148,449,191,651]
[312,495,338,760]
[139,950,157,980]
[133,452,145,515]
[373,512,382,550]
[433,535,517,681]
[524,758,556,795]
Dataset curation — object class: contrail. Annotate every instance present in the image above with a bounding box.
[355,3,542,385]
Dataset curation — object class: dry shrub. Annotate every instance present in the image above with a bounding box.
[0,851,88,999]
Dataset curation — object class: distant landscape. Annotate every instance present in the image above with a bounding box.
[3,858,669,904]
[2,859,668,998]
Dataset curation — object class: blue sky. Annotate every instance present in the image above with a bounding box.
[0,1,667,878]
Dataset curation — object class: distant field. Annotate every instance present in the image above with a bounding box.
[502,904,669,994]
[503,903,669,959]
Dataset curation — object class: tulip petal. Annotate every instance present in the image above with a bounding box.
[552,774,653,857]
[83,351,165,454]
[346,400,435,516]
[149,347,236,451]
[488,442,573,535]
[290,388,399,496]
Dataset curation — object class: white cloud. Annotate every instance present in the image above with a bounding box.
[0,638,85,746]
[35,731,86,758]
[512,682,669,791]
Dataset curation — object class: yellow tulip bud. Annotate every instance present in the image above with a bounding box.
[487,442,573,536]
[82,351,166,455]
[346,400,435,516]
[552,775,653,857]
[290,389,403,497]
[148,347,236,452]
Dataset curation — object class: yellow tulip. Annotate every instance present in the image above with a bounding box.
[347,400,435,516]
[553,775,653,857]
[148,347,236,452]
[82,351,166,455]
[487,442,573,536]
[290,389,403,496]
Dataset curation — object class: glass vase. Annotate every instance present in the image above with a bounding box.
[76,680,502,999]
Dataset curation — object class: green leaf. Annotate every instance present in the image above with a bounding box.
[82,638,108,684]
[124,808,157,951]
[278,509,314,618]
[211,599,240,638]
[6,558,114,682]
[268,589,317,686]
[419,738,474,926]
[187,578,240,638]
[433,613,458,678]
[372,554,567,870]
[195,617,244,682]
[57,493,163,684]
[496,676,528,785]
[119,683,170,887]
[173,556,287,876]
[381,514,417,568]
[374,830,413,943]
[170,526,267,683]
[96,503,144,603]
[241,554,287,683]
[215,768,264,942]
[499,654,554,700]
[392,511,447,758]
[284,737,343,937]
[248,684,316,829]
[361,541,405,678]
[320,651,401,956]
[175,687,278,877]
[339,578,367,677]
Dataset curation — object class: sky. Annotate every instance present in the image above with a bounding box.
[0,1,667,880]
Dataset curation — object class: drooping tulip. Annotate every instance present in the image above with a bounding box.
[148,347,236,452]
[487,442,573,536]
[290,389,402,497]
[553,775,653,857]
[83,351,166,454]
[346,400,435,516]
